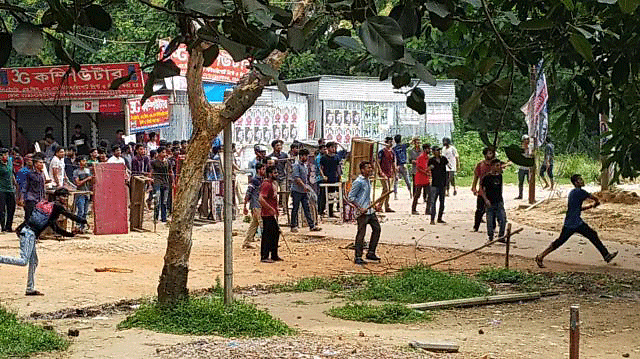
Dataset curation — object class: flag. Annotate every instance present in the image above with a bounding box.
[520,60,548,146]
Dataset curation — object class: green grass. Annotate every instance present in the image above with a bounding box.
[327,303,431,324]
[0,306,69,357]
[118,296,294,337]
[476,267,547,291]
[351,266,490,303]
[274,275,368,293]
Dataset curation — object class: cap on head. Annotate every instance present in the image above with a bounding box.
[522,134,530,141]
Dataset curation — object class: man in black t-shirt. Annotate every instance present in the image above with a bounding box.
[70,124,90,156]
[319,142,341,217]
[481,159,507,242]
[428,146,448,225]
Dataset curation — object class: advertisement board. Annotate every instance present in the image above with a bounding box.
[126,95,170,133]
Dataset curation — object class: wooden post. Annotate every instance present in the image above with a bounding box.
[504,223,512,268]
[570,304,580,359]
[223,123,233,305]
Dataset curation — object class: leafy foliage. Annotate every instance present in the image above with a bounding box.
[118,296,294,337]
[327,302,431,323]
[0,306,69,357]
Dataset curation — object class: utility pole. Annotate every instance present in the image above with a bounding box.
[223,122,233,305]
[528,65,537,204]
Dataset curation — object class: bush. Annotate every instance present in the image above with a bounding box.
[118,296,294,337]
[0,306,69,357]
[327,303,431,324]
[351,266,490,303]
[554,153,601,183]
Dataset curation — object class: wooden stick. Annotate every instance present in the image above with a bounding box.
[525,198,546,211]
[427,228,523,267]
[275,222,293,254]
[407,291,542,310]
[409,341,459,353]
[505,223,512,269]
[570,304,580,359]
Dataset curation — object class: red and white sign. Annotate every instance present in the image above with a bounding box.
[159,40,250,84]
[71,100,99,113]
[126,95,170,133]
[99,99,122,113]
[0,63,144,102]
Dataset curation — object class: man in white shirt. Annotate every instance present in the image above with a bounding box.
[442,137,460,196]
[107,145,126,165]
[49,146,66,188]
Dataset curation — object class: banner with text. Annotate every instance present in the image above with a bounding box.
[127,95,170,133]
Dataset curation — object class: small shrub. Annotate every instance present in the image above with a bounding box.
[327,303,430,324]
[0,306,69,357]
[476,267,545,287]
[118,296,294,337]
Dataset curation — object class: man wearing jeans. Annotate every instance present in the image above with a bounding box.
[290,149,321,233]
[428,146,448,225]
[393,134,411,199]
[0,148,16,232]
[348,161,382,265]
[481,159,506,242]
[151,147,171,223]
[73,156,93,233]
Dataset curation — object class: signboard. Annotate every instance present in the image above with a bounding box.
[99,99,122,113]
[0,63,144,101]
[126,95,170,133]
[159,40,250,84]
[71,100,99,113]
[426,103,453,124]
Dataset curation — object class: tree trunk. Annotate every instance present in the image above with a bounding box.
[156,19,301,304]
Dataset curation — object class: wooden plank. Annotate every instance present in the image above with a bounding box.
[407,292,542,311]
[525,199,546,211]
[409,341,459,353]
[93,163,128,235]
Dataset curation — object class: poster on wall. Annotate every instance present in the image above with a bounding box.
[324,109,362,147]
[233,103,307,150]
[126,95,170,133]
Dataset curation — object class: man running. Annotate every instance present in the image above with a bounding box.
[535,174,618,268]
[348,161,382,265]
[0,188,87,295]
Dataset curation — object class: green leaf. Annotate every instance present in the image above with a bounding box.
[153,60,181,79]
[276,79,289,99]
[428,11,453,32]
[559,0,574,10]
[326,0,353,11]
[391,72,411,88]
[110,71,135,90]
[351,0,377,22]
[487,78,511,95]
[254,62,279,79]
[424,2,450,18]
[62,32,98,53]
[569,32,593,62]
[504,145,534,167]
[413,62,436,86]
[520,19,554,30]
[477,56,498,75]
[460,88,483,119]
[268,5,292,27]
[242,0,274,28]
[84,4,112,31]
[389,2,420,39]
[12,23,44,56]
[332,36,365,52]
[287,26,305,52]
[406,87,426,114]
[184,0,225,16]
[203,45,219,67]
[448,65,475,81]
[481,88,505,109]
[618,0,640,13]
[358,16,404,62]
[504,11,520,26]
[567,111,580,141]
[225,22,269,49]
[0,33,12,67]
[328,28,352,50]
[462,0,481,8]
[379,65,392,81]
[612,56,629,88]
[51,35,81,73]
[217,35,249,62]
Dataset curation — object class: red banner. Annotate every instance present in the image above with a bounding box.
[0,63,144,102]
[127,95,170,133]
[159,40,250,84]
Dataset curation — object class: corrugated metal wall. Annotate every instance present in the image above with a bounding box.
[317,76,456,103]
[162,91,192,142]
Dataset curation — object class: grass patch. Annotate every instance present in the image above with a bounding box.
[118,295,294,337]
[0,306,69,357]
[351,266,490,303]
[327,303,431,324]
[274,275,368,293]
[476,267,547,291]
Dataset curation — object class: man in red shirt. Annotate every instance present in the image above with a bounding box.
[411,144,432,215]
[259,166,282,263]
[471,147,496,232]
[377,137,396,212]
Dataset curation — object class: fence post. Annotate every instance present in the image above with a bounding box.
[504,223,512,268]
[570,304,580,359]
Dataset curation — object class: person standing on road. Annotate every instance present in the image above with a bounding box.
[535,174,618,268]
[516,135,532,200]
[393,134,412,200]
[442,137,459,196]
[290,149,321,233]
[411,144,432,215]
[481,159,507,243]
[540,137,555,190]
[0,188,86,296]
[0,148,17,232]
[49,146,66,188]
[471,147,496,232]
[73,156,93,233]
[377,137,396,213]
[348,161,382,265]
[150,147,170,223]
[268,140,288,206]
[20,156,47,221]
[319,142,341,217]
[428,146,448,225]
[243,163,265,249]
[259,166,282,263]
[407,136,422,198]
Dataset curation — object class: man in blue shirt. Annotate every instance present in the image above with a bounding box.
[348,161,382,265]
[535,174,618,268]
[393,134,411,200]
[290,149,321,233]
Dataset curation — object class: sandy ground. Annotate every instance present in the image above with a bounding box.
[1,183,639,358]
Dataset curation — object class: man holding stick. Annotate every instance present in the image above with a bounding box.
[535,174,618,268]
[259,166,282,263]
[377,137,396,213]
[348,161,382,265]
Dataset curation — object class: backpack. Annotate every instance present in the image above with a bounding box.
[27,200,54,230]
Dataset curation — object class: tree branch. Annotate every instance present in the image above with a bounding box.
[479,0,524,66]
[136,0,190,16]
